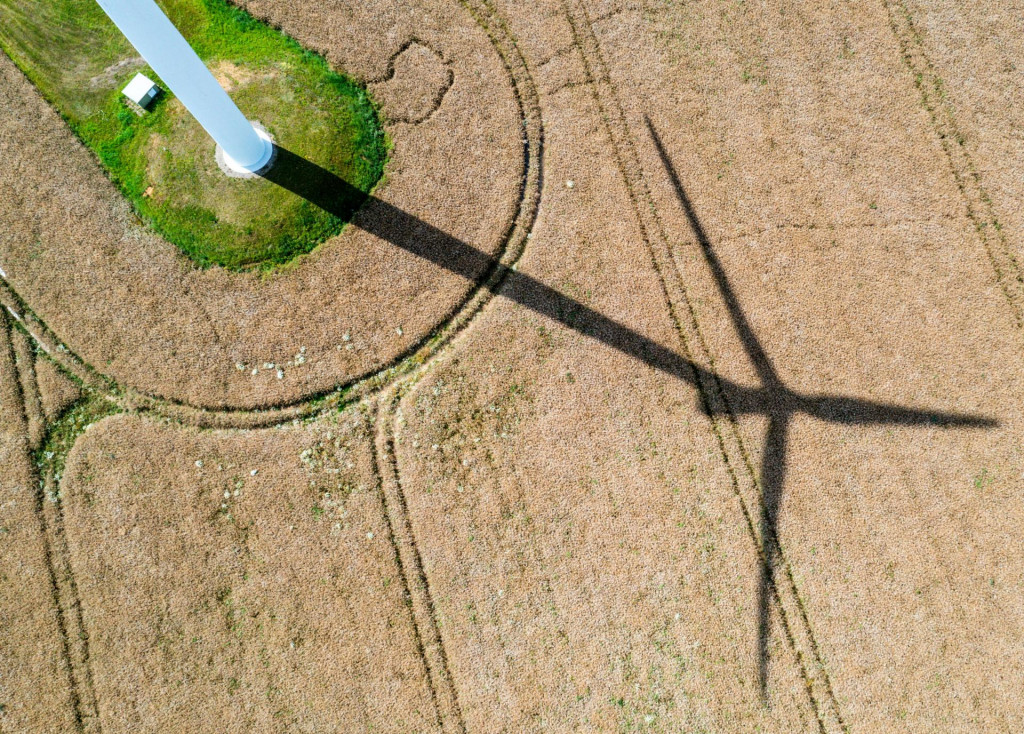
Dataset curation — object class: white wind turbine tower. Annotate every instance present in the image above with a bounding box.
[95,0,275,175]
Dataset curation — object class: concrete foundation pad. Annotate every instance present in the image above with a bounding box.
[215,121,276,178]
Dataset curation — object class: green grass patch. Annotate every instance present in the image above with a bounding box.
[34,392,122,487]
[0,0,387,271]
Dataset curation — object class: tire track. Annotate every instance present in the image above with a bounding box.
[367,1,548,729]
[373,395,466,734]
[0,0,1010,729]
[0,9,542,430]
[877,3,1021,727]
[882,0,1024,330]
[39,465,102,733]
[0,314,92,732]
[0,0,543,430]
[0,286,106,393]
[366,38,454,125]
[558,2,845,730]
[3,1,545,729]
[11,325,44,450]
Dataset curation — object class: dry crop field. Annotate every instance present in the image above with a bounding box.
[1,0,1023,731]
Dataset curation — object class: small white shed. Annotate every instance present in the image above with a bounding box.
[122,72,160,109]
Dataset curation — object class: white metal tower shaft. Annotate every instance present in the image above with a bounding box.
[95,0,273,173]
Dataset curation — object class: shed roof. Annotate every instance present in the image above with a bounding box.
[122,73,158,105]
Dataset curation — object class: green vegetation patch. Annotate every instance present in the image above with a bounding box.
[34,391,121,489]
[0,0,387,270]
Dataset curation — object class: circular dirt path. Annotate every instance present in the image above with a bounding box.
[0,0,538,411]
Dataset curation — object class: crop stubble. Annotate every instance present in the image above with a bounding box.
[0,315,79,729]
[1,0,1023,731]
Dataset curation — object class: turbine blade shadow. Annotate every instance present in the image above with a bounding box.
[645,117,780,389]
[800,394,996,428]
[758,413,788,700]
[262,145,721,393]
[261,139,997,707]
[641,115,998,704]
[720,387,995,428]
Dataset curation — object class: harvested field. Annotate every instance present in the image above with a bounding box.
[58,411,438,732]
[1,0,1023,731]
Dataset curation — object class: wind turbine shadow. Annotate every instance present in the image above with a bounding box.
[261,137,996,700]
[645,116,999,699]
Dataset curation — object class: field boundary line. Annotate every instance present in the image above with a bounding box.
[882,0,1024,330]
[559,2,846,730]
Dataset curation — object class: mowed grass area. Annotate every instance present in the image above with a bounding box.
[0,0,387,270]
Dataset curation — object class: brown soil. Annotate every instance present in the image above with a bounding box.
[2,0,1024,731]
[211,60,266,93]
